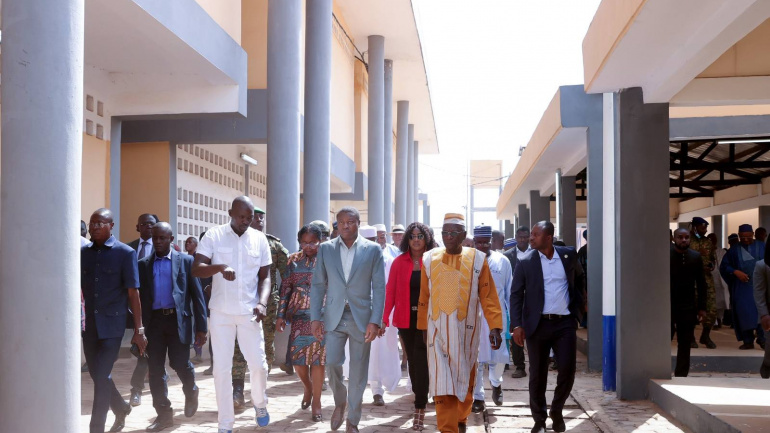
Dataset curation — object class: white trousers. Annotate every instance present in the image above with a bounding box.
[473,362,506,400]
[210,311,268,429]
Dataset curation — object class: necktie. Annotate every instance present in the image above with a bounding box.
[138,241,148,260]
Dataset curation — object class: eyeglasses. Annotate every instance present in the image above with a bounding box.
[299,242,320,248]
[441,230,464,238]
[89,222,111,229]
[138,222,155,227]
[474,241,491,247]
[409,233,425,240]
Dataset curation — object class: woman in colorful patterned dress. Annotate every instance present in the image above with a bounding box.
[276,223,326,422]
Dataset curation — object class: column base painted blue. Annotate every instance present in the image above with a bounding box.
[602,315,616,391]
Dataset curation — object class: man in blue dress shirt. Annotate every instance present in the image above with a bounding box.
[81,208,147,433]
[138,222,208,431]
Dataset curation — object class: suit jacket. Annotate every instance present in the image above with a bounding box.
[128,237,155,260]
[310,236,387,333]
[753,260,770,318]
[138,250,207,345]
[510,246,585,337]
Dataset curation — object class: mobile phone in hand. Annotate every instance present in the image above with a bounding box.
[130,343,149,359]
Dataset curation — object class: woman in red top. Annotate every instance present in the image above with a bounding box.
[384,222,436,431]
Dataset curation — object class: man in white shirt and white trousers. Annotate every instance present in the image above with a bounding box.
[192,196,273,433]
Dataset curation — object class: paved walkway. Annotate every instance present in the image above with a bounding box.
[81,351,691,432]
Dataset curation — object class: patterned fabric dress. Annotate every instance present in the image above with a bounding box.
[278,257,326,366]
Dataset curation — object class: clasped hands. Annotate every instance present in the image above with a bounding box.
[310,320,382,343]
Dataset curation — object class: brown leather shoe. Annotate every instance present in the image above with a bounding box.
[345,420,359,433]
[330,404,346,431]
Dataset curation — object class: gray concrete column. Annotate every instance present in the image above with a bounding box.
[712,215,724,249]
[383,59,394,231]
[586,111,604,373]
[406,124,415,224]
[267,0,302,252]
[110,118,122,236]
[395,102,409,226]
[0,0,84,431]
[414,141,420,222]
[555,169,563,239]
[759,206,770,232]
[518,204,530,230]
[302,0,332,224]
[613,88,670,400]
[367,35,385,224]
[561,176,577,246]
[529,191,550,226]
[504,220,514,238]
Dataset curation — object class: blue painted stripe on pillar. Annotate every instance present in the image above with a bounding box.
[602,315,616,391]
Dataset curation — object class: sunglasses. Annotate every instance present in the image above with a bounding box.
[409,233,425,240]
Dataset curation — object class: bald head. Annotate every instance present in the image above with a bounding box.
[152,222,173,235]
[93,208,113,222]
[673,227,691,252]
[229,196,255,236]
[151,221,174,256]
[89,208,114,245]
[232,196,254,211]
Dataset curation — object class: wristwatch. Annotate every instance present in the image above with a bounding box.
[136,326,145,335]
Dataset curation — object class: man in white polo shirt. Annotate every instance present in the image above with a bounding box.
[192,196,272,433]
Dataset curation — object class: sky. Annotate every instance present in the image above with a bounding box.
[413,0,602,227]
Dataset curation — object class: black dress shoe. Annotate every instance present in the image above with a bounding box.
[739,343,755,350]
[530,422,546,433]
[184,388,199,418]
[146,410,174,432]
[760,364,770,379]
[471,399,485,413]
[492,385,503,406]
[109,405,131,432]
[130,389,142,407]
[373,394,385,406]
[511,368,527,378]
[550,411,566,433]
[458,422,467,433]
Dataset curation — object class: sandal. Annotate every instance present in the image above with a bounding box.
[412,408,425,431]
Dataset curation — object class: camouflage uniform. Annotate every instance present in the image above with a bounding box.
[690,234,717,326]
[232,233,289,379]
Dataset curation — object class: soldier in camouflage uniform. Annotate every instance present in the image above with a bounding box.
[231,206,289,409]
[690,216,717,349]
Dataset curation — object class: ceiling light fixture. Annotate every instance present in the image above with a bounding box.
[240,153,258,166]
[717,138,770,145]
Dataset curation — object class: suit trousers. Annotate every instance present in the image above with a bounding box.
[326,307,371,425]
[210,311,268,430]
[525,316,577,424]
[147,312,197,413]
[434,366,476,433]
[762,329,770,378]
[670,309,695,377]
[511,339,526,370]
[83,319,130,433]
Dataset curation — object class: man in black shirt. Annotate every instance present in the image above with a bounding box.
[671,228,707,377]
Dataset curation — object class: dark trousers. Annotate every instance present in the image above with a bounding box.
[525,316,577,424]
[83,320,129,433]
[147,312,197,413]
[398,327,430,409]
[671,310,695,377]
[511,339,525,370]
[131,353,148,392]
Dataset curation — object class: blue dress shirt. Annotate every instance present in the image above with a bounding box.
[539,250,571,315]
[152,252,175,310]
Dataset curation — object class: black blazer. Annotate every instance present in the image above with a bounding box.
[510,246,585,337]
[138,250,207,345]
[128,238,155,259]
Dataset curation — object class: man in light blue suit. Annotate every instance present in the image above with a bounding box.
[311,207,387,433]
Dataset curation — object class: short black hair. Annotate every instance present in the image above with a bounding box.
[516,226,530,235]
[298,223,323,243]
[399,222,436,253]
[491,230,504,240]
[535,221,555,237]
[336,207,360,223]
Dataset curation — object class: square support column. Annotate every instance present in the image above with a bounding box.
[518,204,530,230]
[561,176,577,246]
[712,215,724,249]
[759,206,770,232]
[529,190,550,226]
[613,88,670,400]
[504,220,514,238]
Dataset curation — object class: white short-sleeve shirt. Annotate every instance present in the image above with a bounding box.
[196,224,272,315]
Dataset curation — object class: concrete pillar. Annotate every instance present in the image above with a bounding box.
[406,124,415,224]
[561,176,577,246]
[267,0,302,253]
[302,0,332,224]
[110,118,122,237]
[422,197,429,225]
[0,0,84,431]
[518,204,530,230]
[367,35,385,224]
[395,101,409,226]
[587,108,604,374]
[678,221,689,229]
[504,220,514,238]
[529,191,550,226]
[383,59,394,232]
[712,215,724,249]
[613,88,670,400]
[759,206,770,232]
[601,93,616,390]
[414,141,420,222]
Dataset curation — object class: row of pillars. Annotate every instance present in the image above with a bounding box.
[270,0,421,252]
